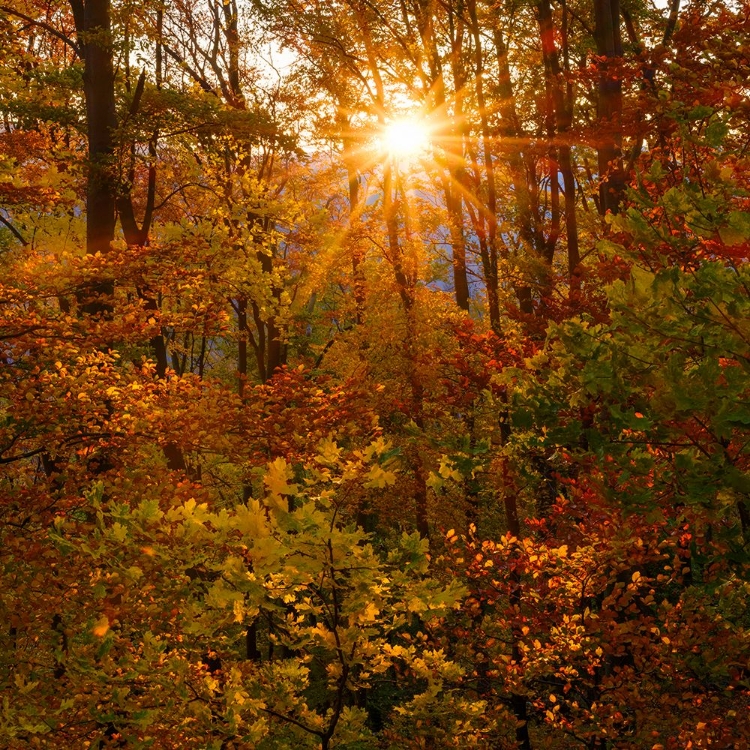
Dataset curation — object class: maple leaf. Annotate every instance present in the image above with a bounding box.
[264,457,299,498]
[364,465,397,489]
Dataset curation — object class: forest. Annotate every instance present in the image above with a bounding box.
[0,0,748,747]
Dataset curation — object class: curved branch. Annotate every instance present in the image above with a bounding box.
[162,43,217,96]
[0,446,45,465]
[0,214,28,246]
[153,182,216,211]
[0,6,80,57]
[260,707,324,738]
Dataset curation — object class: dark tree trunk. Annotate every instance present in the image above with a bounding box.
[445,3,470,312]
[70,0,117,292]
[594,0,625,215]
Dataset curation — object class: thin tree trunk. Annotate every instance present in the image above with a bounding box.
[341,121,367,323]
[492,26,538,315]
[467,0,501,330]
[444,0,470,310]
[538,0,580,279]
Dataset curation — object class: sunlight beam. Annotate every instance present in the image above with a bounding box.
[380,119,430,158]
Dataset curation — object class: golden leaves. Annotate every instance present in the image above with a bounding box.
[264,457,299,501]
[363,464,397,489]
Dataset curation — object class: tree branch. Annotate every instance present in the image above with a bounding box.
[0,6,80,57]
[162,43,217,96]
[0,214,28,246]
[0,447,45,465]
[260,707,324,738]
[662,0,681,45]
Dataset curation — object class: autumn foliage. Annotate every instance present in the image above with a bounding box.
[1,0,748,748]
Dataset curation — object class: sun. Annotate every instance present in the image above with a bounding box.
[381,119,430,157]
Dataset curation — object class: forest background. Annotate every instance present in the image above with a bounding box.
[0,0,749,747]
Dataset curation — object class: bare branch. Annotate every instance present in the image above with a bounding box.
[162,43,217,96]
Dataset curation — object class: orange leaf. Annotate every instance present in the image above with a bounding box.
[92,616,109,637]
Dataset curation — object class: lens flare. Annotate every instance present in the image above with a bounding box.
[381,119,430,157]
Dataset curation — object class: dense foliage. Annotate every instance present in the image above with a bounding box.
[1,0,748,747]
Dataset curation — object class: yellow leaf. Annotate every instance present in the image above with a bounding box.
[93,616,110,637]
[232,501,269,538]
[426,472,444,492]
[438,458,462,482]
[14,674,38,695]
[358,601,380,624]
[264,457,298,498]
[111,522,127,542]
[364,464,397,489]
[361,437,390,461]
[315,437,342,466]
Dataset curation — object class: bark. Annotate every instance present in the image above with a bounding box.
[238,297,249,399]
[559,1,580,276]
[467,0,500,330]
[537,0,580,277]
[446,1,471,311]
[423,0,470,310]
[222,0,244,105]
[593,0,625,215]
[492,26,538,315]
[237,295,260,659]
[339,111,367,322]
[70,0,117,313]
[739,498,749,544]
[347,159,366,323]
[500,426,531,750]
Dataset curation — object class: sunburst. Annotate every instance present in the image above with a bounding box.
[380,118,431,158]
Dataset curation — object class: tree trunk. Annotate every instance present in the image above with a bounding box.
[492,26,539,315]
[70,0,117,313]
[341,121,367,323]
[594,0,625,215]
[467,0,500,330]
[537,0,580,279]
[445,1,470,311]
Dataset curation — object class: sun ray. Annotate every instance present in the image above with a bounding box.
[380,119,430,157]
